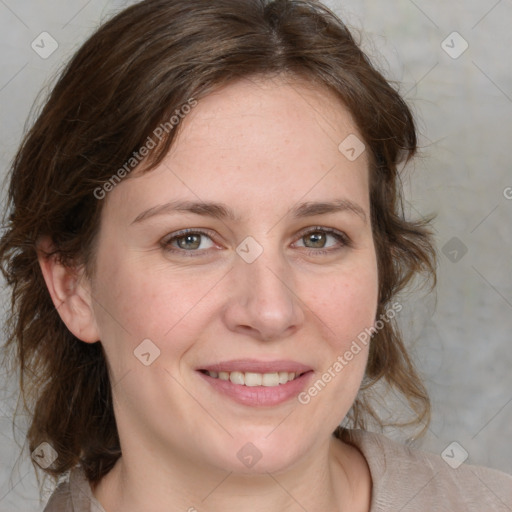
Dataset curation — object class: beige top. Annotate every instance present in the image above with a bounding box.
[43,429,512,512]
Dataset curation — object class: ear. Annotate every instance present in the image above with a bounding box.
[37,236,100,343]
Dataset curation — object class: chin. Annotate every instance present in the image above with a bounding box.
[202,430,314,475]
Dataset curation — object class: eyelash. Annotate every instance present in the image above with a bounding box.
[161,227,352,258]
[295,227,352,255]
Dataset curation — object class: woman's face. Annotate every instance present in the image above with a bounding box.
[86,77,379,474]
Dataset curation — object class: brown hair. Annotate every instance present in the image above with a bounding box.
[0,0,436,487]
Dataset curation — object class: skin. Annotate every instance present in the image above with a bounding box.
[39,76,378,512]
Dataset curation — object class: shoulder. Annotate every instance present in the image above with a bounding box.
[43,466,106,512]
[345,429,512,512]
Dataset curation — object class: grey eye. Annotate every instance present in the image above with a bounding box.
[176,233,202,250]
[303,232,328,248]
[164,231,216,252]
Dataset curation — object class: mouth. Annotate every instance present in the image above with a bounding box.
[198,369,308,387]
[196,360,314,406]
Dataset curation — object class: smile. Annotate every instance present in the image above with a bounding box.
[200,370,305,387]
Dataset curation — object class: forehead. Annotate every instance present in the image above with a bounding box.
[168,75,364,162]
[108,76,370,221]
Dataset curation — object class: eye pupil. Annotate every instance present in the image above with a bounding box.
[305,232,326,248]
[177,234,201,250]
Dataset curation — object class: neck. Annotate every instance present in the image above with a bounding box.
[92,435,371,512]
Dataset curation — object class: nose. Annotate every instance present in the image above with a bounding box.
[222,246,304,342]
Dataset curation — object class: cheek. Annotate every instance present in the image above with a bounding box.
[296,260,379,424]
[305,257,379,346]
[91,249,216,363]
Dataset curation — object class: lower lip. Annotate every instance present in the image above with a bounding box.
[197,371,314,406]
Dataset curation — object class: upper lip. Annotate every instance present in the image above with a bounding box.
[198,359,313,374]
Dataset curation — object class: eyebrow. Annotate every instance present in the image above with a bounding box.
[131,198,367,225]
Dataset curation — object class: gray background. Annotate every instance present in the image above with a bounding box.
[1,0,511,510]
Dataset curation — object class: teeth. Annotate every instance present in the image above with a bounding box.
[262,373,279,386]
[205,370,301,386]
[279,371,291,384]
[229,371,244,385]
[245,372,262,387]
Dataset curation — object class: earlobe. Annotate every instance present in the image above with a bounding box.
[36,236,100,343]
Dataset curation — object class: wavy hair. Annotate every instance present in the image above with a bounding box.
[0,0,436,486]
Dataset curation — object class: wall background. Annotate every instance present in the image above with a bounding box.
[1,0,511,510]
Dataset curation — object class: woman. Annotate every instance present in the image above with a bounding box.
[1,0,510,511]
